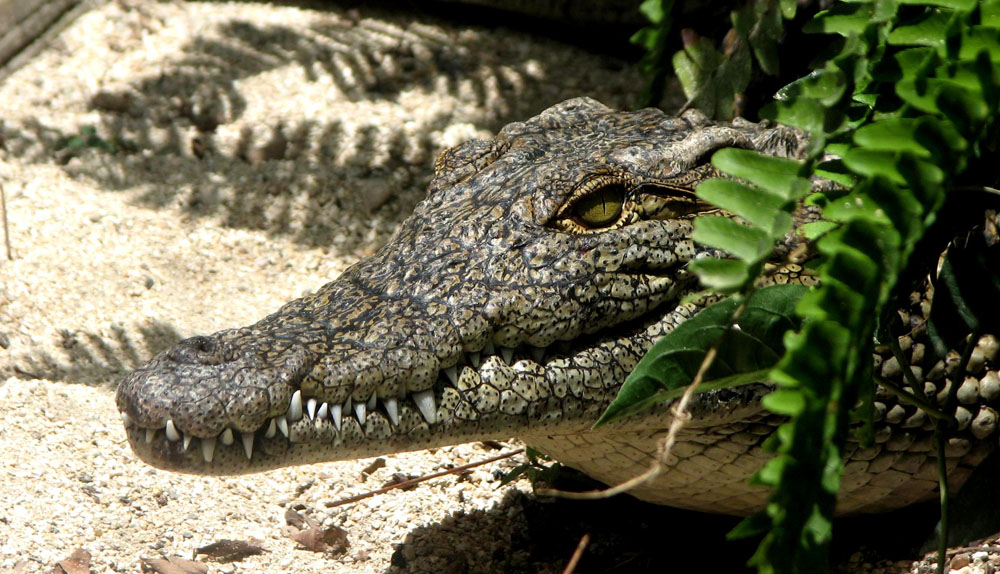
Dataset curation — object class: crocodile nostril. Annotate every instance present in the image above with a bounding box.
[168,336,227,365]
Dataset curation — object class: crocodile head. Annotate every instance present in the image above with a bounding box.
[116,97,806,476]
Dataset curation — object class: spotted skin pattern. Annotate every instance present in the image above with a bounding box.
[117,98,1000,515]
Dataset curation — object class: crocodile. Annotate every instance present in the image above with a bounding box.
[116,97,1000,516]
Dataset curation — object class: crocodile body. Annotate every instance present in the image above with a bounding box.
[116,98,1000,516]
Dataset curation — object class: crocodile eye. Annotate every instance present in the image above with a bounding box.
[571,183,626,228]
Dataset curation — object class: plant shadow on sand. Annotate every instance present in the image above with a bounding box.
[7,320,184,387]
[2,1,639,256]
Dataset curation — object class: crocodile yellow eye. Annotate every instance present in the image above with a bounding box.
[572,184,626,228]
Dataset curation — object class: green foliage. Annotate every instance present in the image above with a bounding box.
[639,0,799,118]
[631,0,676,108]
[597,284,808,426]
[499,447,568,488]
[56,125,136,158]
[689,148,813,292]
[624,0,999,572]
[57,125,119,154]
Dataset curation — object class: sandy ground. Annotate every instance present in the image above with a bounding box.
[3,1,992,573]
[0,1,656,572]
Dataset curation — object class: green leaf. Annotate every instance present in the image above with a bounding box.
[778,0,797,20]
[814,159,858,188]
[695,179,793,235]
[852,118,932,157]
[639,0,666,23]
[748,0,785,76]
[693,215,773,261]
[761,97,839,136]
[596,284,809,426]
[801,221,839,240]
[689,258,754,293]
[711,148,809,200]
[960,26,1000,60]
[898,0,974,8]
[841,149,908,185]
[805,3,876,36]
[888,10,954,48]
[775,68,848,106]
[983,1,1000,27]
[762,389,806,415]
[673,36,722,111]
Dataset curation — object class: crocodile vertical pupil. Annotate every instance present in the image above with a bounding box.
[572,184,625,228]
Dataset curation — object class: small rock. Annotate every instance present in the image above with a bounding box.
[950,552,971,570]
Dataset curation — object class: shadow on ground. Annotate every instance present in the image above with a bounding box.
[1,1,638,255]
[7,320,183,387]
[381,484,946,574]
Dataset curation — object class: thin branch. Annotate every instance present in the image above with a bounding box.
[949,185,1000,196]
[935,328,983,574]
[324,448,523,509]
[0,180,10,261]
[561,533,590,574]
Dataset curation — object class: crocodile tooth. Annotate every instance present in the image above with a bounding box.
[483,340,495,356]
[366,392,377,411]
[531,347,545,363]
[183,433,192,451]
[384,397,399,426]
[317,402,329,420]
[354,401,367,425]
[264,418,277,439]
[331,403,343,431]
[201,436,216,463]
[241,432,254,459]
[306,398,317,421]
[288,390,303,421]
[444,365,458,384]
[145,428,156,443]
[277,416,289,438]
[469,351,481,368]
[220,428,234,446]
[500,346,514,365]
[121,412,132,427]
[165,419,180,442]
[414,389,437,424]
